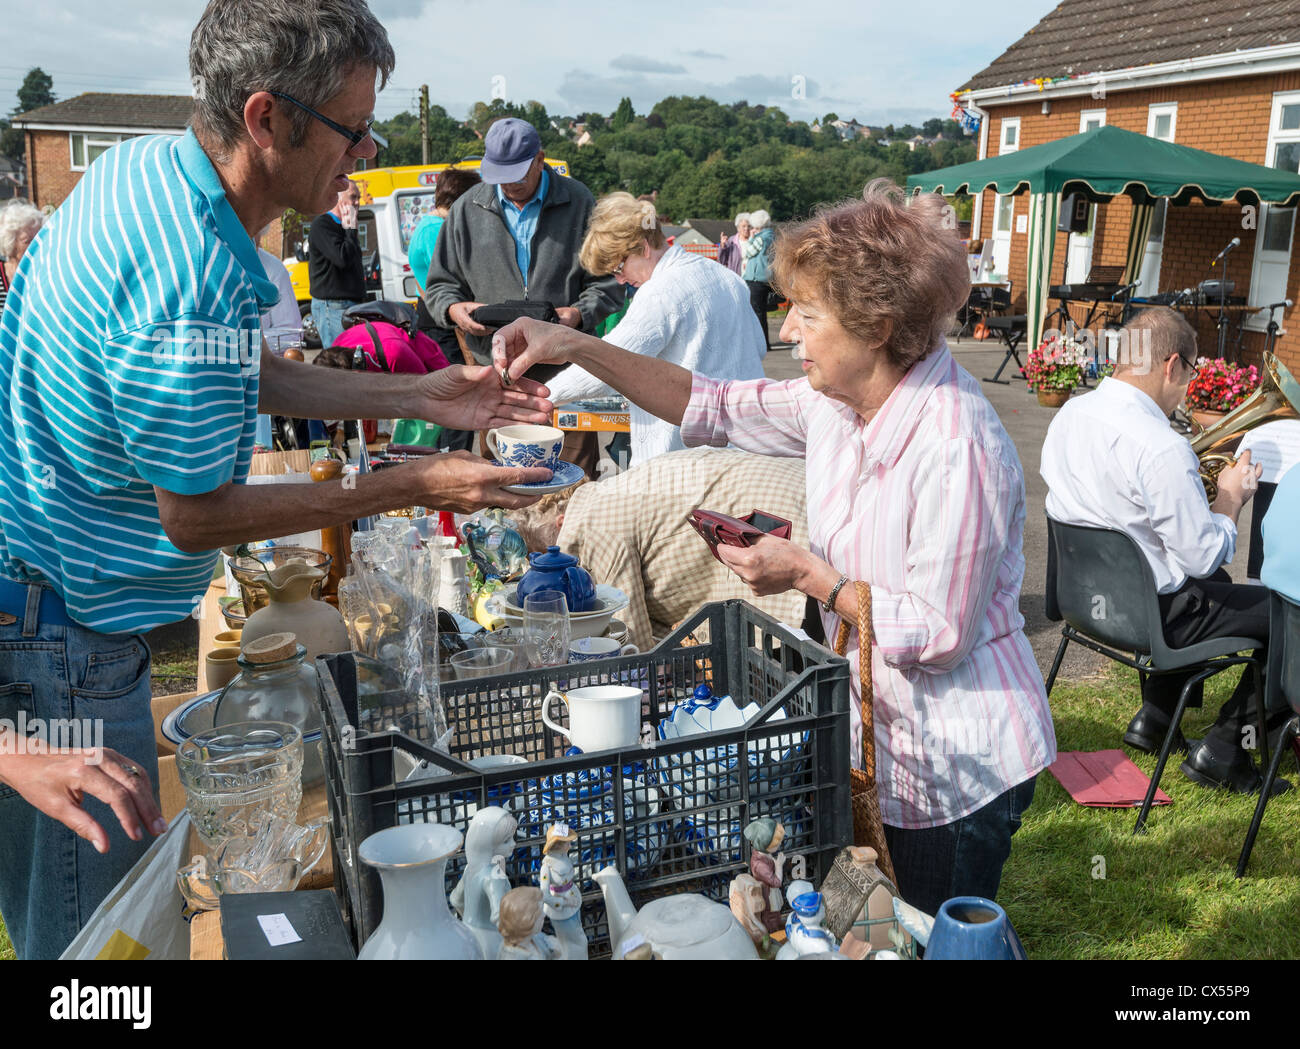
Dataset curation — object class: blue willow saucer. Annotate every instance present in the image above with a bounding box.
[494,459,585,494]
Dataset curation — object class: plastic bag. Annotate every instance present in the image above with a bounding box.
[60,813,193,961]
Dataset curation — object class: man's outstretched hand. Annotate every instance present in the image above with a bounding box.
[417,363,553,431]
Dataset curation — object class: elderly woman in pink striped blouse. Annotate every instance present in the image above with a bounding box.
[493,179,1055,918]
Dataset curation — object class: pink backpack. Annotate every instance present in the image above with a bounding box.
[332,320,450,375]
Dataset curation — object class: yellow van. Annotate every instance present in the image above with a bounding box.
[287,158,571,307]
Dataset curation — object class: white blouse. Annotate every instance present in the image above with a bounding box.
[545,245,765,468]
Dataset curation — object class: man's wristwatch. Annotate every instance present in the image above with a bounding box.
[823,574,850,614]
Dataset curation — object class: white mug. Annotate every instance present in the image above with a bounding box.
[568,637,640,662]
[540,685,642,753]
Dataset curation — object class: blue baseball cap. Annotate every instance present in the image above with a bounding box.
[479,118,541,184]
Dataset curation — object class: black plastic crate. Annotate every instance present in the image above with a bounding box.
[317,600,852,957]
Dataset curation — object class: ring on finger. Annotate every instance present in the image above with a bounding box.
[119,762,141,778]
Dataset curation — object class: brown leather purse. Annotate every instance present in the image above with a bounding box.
[832,580,897,886]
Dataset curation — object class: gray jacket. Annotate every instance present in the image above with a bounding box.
[423,173,622,365]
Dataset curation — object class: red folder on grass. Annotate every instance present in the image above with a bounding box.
[1048,749,1172,808]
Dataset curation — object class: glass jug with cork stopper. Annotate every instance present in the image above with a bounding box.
[215,632,324,783]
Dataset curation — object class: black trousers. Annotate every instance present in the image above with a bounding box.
[1143,568,1270,749]
[746,280,772,349]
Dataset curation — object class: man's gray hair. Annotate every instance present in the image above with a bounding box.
[0,199,45,259]
[189,0,395,157]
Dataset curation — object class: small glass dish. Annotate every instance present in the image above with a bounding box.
[177,814,328,911]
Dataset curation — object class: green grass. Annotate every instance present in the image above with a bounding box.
[1001,662,1300,959]
[0,920,10,960]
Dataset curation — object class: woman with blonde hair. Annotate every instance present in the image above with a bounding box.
[541,191,764,468]
[493,179,1054,917]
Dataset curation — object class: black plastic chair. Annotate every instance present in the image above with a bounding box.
[1044,518,1268,834]
[1235,590,1300,877]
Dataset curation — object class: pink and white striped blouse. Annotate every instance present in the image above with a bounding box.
[681,341,1056,829]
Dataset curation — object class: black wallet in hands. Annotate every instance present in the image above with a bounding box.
[687,509,794,563]
[470,300,559,329]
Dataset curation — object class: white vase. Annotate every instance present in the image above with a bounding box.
[357,823,484,961]
[438,550,471,617]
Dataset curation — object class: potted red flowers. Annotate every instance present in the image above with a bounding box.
[1024,333,1086,407]
[1184,357,1260,429]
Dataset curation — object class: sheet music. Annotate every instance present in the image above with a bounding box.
[1238,420,1300,484]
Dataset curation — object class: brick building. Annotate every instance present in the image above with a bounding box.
[957,0,1300,374]
[11,93,194,211]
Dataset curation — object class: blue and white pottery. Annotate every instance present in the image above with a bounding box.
[516,752,668,879]
[924,896,1027,960]
[485,424,565,471]
[569,636,640,662]
[517,546,597,613]
[655,686,805,862]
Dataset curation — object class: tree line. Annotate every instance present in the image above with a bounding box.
[373,95,977,223]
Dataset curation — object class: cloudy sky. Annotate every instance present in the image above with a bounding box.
[4,0,1055,127]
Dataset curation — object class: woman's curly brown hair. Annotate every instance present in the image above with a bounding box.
[771,178,969,372]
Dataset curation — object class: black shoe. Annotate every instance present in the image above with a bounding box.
[1180,739,1293,796]
[1124,709,1192,755]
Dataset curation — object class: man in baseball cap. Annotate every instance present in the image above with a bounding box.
[424,116,622,476]
[479,117,543,185]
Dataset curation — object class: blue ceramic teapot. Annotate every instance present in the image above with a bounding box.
[516,546,597,614]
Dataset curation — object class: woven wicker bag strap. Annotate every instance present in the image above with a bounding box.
[832,580,875,780]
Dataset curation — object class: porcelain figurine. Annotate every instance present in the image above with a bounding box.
[449,806,518,957]
[742,817,786,934]
[595,865,759,960]
[538,822,587,961]
[820,845,903,952]
[357,823,483,960]
[777,881,838,959]
[728,875,776,959]
[497,887,563,960]
[516,546,596,614]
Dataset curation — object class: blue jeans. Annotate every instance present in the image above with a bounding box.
[0,586,156,959]
[883,775,1037,921]
[311,297,354,350]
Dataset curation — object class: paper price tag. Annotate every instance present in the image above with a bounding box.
[257,912,303,947]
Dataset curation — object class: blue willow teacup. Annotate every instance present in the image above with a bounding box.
[568,637,640,663]
[486,424,565,471]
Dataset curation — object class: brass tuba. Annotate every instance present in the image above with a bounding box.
[1190,352,1300,501]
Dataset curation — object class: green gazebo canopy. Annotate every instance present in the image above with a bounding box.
[906,125,1300,350]
[907,124,1300,207]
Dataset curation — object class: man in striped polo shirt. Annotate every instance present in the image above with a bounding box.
[0,0,554,959]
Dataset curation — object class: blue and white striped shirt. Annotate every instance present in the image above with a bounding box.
[0,129,279,633]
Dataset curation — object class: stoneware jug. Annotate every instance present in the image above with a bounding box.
[517,546,596,614]
[242,562,350,661]
[357,823,484,961]
[924,896,1027,961]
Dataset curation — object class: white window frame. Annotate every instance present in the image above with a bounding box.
[1246,91,1300,332]
[69,131,128,172]
[1000,117,1020,155]
[1137,103,1178,296]
[1079,109,1106,133]
[1147,102,1177,142]
[1066,110,1107,282]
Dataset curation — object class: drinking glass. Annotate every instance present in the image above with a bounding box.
[450,646,514,680]
[522,589,570,668]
